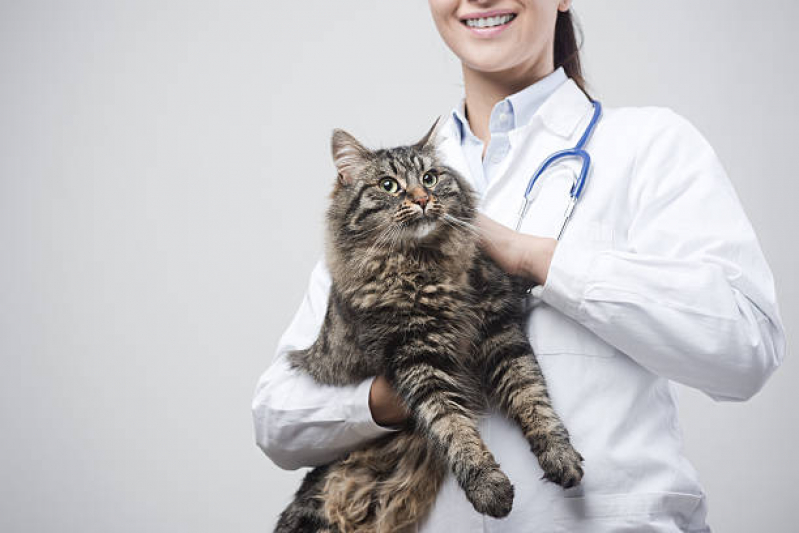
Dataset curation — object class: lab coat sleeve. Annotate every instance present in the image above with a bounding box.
[540,108,786,401]
[251,259,397,470]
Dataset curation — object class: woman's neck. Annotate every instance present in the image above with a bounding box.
[462,59,554,152]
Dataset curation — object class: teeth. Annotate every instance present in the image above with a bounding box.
[465,14,514,28]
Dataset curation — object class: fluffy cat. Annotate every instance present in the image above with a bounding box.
[274,122,583,533]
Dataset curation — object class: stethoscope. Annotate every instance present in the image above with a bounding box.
[514,100,603,239]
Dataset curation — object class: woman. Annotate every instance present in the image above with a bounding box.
[253,1,785,531]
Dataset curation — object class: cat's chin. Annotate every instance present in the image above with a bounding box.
[411,220,438,241]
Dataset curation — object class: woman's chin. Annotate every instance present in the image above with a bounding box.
[461,50,524,75]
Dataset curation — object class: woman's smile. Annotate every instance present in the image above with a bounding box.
[430,1,564,75]
[460,11,517,37]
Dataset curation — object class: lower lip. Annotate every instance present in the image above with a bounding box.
[461,17,516,38]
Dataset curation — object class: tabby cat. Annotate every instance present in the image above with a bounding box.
[275,122,583,533]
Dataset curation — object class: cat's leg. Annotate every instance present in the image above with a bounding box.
[480,321,584,488]
[289,294,375,386]
[389,338,515,519]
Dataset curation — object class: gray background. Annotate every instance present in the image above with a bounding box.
[1,1,796,531]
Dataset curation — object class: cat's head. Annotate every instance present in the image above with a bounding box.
[326,120,477,253]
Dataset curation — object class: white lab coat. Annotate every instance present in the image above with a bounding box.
[252,79,785,532]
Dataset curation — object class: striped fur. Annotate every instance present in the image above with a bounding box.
[275,126,582,532]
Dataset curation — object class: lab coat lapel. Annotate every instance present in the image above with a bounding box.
[536,78,595,140]
[481,80,596,235]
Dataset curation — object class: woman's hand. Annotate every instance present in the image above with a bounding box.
[369,375,410,427]
[476,213,557,285]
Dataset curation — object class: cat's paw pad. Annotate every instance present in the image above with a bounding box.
[538,443,584,489]
[464,467,515,518]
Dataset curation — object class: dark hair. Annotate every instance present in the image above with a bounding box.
[554,10,589,97]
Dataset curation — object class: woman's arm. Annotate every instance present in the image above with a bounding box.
[481,109,786,402]
[251,260,401,470]
[477,214,557,285]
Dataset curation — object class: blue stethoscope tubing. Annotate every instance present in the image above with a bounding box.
[514,100,603,239]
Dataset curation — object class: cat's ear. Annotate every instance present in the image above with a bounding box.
[414,116,444,150]
[331,129,369,186]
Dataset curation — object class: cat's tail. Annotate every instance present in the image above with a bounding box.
[274,429,446,533]
[274,465,332,533]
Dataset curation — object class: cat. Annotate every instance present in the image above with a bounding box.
[274,121,584,533]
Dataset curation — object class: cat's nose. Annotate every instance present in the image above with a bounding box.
[408,187,429,208]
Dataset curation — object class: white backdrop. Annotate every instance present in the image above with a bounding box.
[1,1,796,531]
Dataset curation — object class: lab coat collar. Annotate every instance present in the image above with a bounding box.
[535,77,595,140]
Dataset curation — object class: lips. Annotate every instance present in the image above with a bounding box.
[461,12,517,28]
[459,10,517,36]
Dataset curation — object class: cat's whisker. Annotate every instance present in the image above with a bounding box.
[442,213,485,238]
[352,224,390,238]
[441,212,477,229]
[388,223,406,255]
[356,223,399,275]
[354,228,387,274]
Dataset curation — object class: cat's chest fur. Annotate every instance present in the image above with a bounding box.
[340,252,476,320]
[335,255,483,370]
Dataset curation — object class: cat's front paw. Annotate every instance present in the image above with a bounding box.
[537,441,584,489]
[464,466,515,518]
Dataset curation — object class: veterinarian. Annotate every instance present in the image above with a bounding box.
[252,1,785,531]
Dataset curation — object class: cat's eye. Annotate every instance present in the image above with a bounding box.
[422,172,438,188]
[379,177,400,194]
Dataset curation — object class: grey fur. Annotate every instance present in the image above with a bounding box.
[274,125,583,533]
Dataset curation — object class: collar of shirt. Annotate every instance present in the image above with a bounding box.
[451,66,568,144]
[449,67,568,192]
